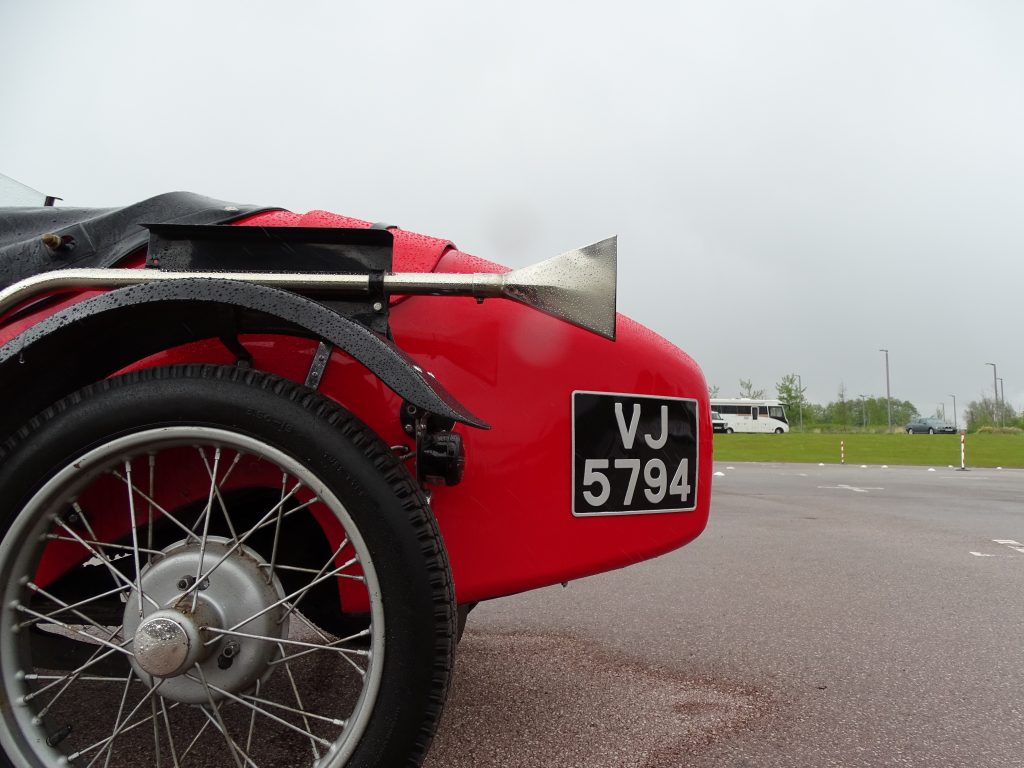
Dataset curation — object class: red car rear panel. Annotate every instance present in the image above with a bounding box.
[2,210,712,605]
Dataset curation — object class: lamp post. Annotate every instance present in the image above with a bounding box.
[986,363,999,426]
[998,377,1005,410]
[879,349,891,432]
[858,394,868,428]
[796,373,804,430]
[949,393,957,430]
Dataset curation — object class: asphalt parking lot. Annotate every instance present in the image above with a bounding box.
[427,462,1024,768]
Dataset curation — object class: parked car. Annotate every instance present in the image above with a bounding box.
[0,192,713,768]
[712,410,728,433]
[906,417,957,434]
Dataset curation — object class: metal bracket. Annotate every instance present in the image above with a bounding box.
[304,342,333,390]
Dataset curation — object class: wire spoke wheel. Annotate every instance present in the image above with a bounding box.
[0,366,456,768]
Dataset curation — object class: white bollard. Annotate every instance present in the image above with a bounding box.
[959,433,967,471]
[841,439,845,465]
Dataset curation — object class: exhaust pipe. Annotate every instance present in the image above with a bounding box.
[0,237,618,339]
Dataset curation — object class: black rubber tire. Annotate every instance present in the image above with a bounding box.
[725,427,734,434]
[0,364,456,768]
[928,428,935,434]
[774,428,784,434]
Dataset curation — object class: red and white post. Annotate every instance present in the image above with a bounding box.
[959,433,966,470]
[841,440,845,465]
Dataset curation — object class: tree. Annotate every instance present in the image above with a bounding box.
[708,384,720,398]
[776,373,806,429]
[965,395,1021,430]
[776,374,805,409]
[739,378,765,399]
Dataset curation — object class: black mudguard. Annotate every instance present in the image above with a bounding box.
[0,278,488,443]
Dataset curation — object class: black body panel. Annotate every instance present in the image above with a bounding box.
[0,192,277,289]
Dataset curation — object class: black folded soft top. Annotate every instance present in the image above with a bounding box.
[0,191,277,290]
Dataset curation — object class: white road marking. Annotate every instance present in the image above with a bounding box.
[993,539,1022,546]
[714,471,725,477]
[970,552,997,557]
[817,484,884,493]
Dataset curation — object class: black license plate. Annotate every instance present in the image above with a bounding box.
[572,392,699,516]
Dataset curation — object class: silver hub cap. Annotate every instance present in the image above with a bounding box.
[133,614,195,677]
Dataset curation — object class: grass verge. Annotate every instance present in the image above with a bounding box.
[712,433,1024,468]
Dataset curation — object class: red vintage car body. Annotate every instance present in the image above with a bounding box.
[0,207,712,605]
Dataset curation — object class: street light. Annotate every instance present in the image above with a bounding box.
[986,362,999,426]
[796,373,804,430]
[949,393,957,431]
[998,377,1005,408]
[879,349,891,432]
[858,394,868,428]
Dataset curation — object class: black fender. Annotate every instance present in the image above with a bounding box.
[0,278,488,442]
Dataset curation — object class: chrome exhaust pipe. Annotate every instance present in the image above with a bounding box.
[0,237,618,339]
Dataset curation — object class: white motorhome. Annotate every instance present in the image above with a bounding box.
[710,398,789,433]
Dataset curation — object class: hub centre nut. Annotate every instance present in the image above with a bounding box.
[133,614,196,678]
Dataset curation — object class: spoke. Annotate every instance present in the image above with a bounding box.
[70,503,126,594]
[212,554,358,641]
[178,483,307,606]
[191,447,222,611]
[288,607,333,644]
[194,666,248,768]
[25,674,135,683]
[22,635,129,707]
[179,716,211,763]
[147,453,156,562]
[24,582,126,645]
[274,646,340,754]
[185,671,333,748]
[267,472,288,585]
[16,583,130,630]
[13,605,134,660]
[95,671,134,768]
[268,618,372,671]
[70,678,160,765]
[67,697,177,763]
[151,695,162,768]
[278,539,350,624]
[159,697,181,768]
[245,678,260,755]
[258,561,365,582]
[250,496,320,534]
[30,625,128,719]
[207,627,369,662]
[111,471,198,543]
[55,520,161,611]
[199,448,241,542]
[125,461,147,618]
[46,534,164,558]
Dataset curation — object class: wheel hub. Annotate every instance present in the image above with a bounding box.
[124,537,289,704]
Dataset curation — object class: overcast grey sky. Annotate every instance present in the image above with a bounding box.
[2,1,1021,419]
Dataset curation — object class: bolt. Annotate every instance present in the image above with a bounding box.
[176,576,196,590]
[373,301,384,312]
[217,641,240,669]
[198,578,210,591]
